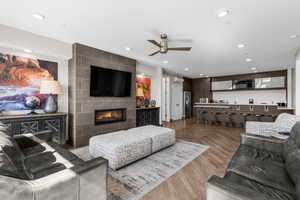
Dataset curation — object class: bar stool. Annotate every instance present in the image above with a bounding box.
[197,109,207,124]
[259,115,275,122]
[231,113,246,127]
[203,111,216,125]
[215,112,222,125]
[216,112,231,126]
[245,114,260,122]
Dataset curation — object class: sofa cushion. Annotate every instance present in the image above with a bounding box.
[0,133,31,179]
[275,114,300,133]
[32,163,66,179]
[228,152,295,195]
[234,145,284,167]
[0,150,21,178]
[15,135,43,152]
[24,151,57,174]
[219,172,296,200]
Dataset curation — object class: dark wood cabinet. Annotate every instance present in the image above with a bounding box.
[0,113,67,145]
[136,107,160,127]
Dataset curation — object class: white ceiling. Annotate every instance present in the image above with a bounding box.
[0,0,300,78]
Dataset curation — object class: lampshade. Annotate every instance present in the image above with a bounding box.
[40,80,63,94]
[136,88,144,97]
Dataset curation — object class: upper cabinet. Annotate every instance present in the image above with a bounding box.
[211,70,287,92]
[255,76,285,89]
[211,80,233,91]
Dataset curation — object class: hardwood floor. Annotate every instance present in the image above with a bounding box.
[143,119,244,200]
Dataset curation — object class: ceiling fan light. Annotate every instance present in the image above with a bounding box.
[217,9,230,18]
[32,13,46,20]
[237,44,245,49]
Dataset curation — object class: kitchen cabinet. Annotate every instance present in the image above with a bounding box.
[255,76,285,89]
[211,80,233,91]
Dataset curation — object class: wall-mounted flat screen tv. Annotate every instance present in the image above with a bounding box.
[90,66,132,97]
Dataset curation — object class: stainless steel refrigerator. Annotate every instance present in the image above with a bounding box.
[183,91,192,118]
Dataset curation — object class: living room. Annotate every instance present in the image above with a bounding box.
[0,1,300,200]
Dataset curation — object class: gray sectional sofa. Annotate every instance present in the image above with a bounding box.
[207,121,300,200]
[0,123,107,200]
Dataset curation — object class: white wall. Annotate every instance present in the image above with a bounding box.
[287,68,293,107]
[136,62,163,124]
[296,49,300,115]
[291,68,296,107]
[213,90,286,105]
[0,25,71,114]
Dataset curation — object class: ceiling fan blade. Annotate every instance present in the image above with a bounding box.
[168,47,192,51]
[149,50,160,56]
[148,40,161,47]
[168,38,194,43]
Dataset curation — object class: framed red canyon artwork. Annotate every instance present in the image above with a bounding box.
[0,53,58,111]
[136,76,151,99]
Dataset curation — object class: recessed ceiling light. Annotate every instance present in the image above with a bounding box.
[199,73,204,76]
[216,9,230,18]
[32,13,46,20]
[253,70,258,73]
[184,67,189,71]
[237,44,245,49]
[163,60,168,64]
[125,47,131,51]
[251,67,257,70]
[290,35,298,39]
[23,49,32,53]
[245,58,252,62]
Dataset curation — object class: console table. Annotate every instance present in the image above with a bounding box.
[0,112,67,145]
[136,107,160,127]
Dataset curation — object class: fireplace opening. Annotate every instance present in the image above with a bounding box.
[95,108,126,125]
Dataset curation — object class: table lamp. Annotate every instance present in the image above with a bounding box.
[40,80,63,113]
[136,88,145,108]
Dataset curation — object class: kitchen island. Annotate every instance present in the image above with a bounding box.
[193,103,294,126]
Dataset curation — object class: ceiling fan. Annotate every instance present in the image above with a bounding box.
[148,33,192,56]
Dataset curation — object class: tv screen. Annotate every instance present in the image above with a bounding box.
[90,66,132,97]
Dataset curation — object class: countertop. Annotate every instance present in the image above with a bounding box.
[194,103,295,110]
[0,112,67,120]
[194,102,275,106]
[193,105,231,109]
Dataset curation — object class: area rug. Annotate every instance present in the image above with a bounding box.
[71,140,209,200]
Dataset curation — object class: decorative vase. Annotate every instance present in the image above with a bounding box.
[25,96,41,115]
[144,99,150,107]
[44,95,57,113]
[150,100,156,107]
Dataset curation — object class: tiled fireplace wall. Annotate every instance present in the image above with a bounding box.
[69,43,136,147]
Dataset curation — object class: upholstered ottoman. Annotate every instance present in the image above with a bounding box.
[129,125,176,152]
[89,131,152,170]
